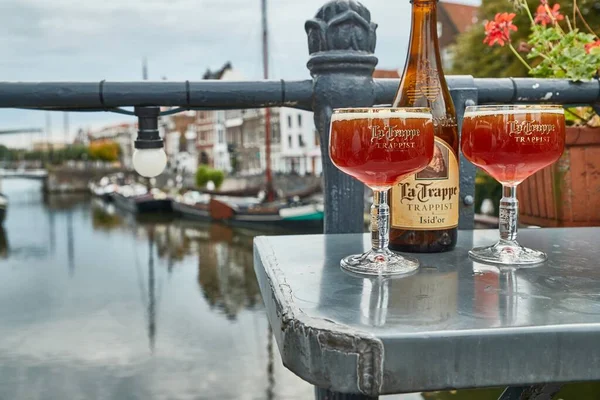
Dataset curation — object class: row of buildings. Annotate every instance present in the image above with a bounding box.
[87,63,322,177]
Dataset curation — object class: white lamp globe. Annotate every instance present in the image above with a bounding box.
[132,148,167,178]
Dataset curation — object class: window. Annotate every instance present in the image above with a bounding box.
[201,132,207,142]
[218,128,224,144]
[288,116,292,128]
[288,135,293,148]
[272,125,280,144]
[299,134,305,147]
[437,22,443,38]
[298,114,302,127]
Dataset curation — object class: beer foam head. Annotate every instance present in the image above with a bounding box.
[465,107,564,118]
[332,110,432,122]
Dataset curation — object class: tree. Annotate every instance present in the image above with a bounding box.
[208,169,225,189]
[450,0,600,77]
[88,141,120,162]
[196,165,226,189]
[196,165,210,187]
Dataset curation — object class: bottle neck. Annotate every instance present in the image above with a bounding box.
[405,0,442,70]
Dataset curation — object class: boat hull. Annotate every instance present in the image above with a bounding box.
[101,193,114,203]
[0,194,7,224]
[113,193,172,214]
[172,201,211,222]
[210,198,323,231]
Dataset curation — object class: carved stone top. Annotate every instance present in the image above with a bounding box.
[305,0,377,55]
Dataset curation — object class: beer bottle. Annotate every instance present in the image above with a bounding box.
[389,0,459,253]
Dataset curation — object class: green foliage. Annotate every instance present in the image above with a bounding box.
[475,169,502,216]
[527,25,600,80]
[208,169,225,189]
[450,0,600,78]
[63,145,89,161]
[48,145,89,165]
[0,144,89,165]
[0,145,24,161]
[195,165,226,189]
[0,145,11,160]
[195,165,210,187]
[24,150,43,161]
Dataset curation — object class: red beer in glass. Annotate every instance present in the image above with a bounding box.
[462,107,565,186]
[461,105,565,266]
[330,108,435,276]
[330,110,435,189]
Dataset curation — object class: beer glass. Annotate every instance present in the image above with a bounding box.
[461,105,565,265]
[329,108,435,276]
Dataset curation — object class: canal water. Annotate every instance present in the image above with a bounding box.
[0,179,597,400]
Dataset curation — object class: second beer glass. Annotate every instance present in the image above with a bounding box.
[461,105,565,265]
[330,108,435,276]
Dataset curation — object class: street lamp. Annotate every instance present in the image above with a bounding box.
[133,106,167,178]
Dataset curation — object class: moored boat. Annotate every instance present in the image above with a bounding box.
[113,184,172,214]
[89,175,124,202]
[210,197,323,230]
[172,191,212,221]
[0,194,7,224]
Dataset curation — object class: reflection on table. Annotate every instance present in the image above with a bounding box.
[360,268,459,328]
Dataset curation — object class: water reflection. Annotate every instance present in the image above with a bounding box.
[359,268,459,328]
[0,179,314,400]
[90,201,264,323]
[0,226,9,258]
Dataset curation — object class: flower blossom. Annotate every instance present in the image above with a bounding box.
[585,40,600,54]
[534,3,564,26]
[483,13,518,47]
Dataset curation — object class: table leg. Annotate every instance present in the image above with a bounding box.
[315,387,378,400]
[498,384,563,400]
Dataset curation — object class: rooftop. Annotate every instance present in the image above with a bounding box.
[440,1,479,34]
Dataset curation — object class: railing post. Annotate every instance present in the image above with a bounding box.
[306,0,378,234]
[448,76,478,230]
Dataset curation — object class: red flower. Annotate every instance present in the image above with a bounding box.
[534,3,564,26]
[483,13,518,47]
[585,40,600,54]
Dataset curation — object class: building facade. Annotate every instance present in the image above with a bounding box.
[156,63,322,177]
[279,107,322,176]
[225,108,282,176]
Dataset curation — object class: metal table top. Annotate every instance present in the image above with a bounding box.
[253,228,600,396]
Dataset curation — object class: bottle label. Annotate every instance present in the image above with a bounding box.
[391,137,459,230]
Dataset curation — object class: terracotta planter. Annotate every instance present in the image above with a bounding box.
[518,126,600,227]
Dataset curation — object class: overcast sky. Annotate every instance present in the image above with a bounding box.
[0,0,479,148]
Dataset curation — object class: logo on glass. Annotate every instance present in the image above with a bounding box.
[508,120,556,144]
[371,125,421,150]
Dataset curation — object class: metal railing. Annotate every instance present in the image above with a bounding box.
[2,76,597,232]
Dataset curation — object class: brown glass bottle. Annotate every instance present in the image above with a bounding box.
[389,0,459,253]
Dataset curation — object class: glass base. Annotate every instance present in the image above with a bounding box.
[341,248,420,276]
[469,240,547,266]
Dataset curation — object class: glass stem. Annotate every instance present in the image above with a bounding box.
[371,190,390,252]
[499,186,518,242]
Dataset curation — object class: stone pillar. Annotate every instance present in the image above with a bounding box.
[306,0,378,234]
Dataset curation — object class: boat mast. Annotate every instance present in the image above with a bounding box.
[262,0,275,202]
